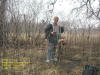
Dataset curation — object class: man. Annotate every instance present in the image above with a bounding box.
[45,16,64,63]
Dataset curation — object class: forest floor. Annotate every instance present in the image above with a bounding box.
[0,46,100,75]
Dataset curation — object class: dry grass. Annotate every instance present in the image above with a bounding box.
[0,32,100,75]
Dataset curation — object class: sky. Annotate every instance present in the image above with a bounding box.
[7,0,99,26]
[53,0,78,18]
[13,0,78,21]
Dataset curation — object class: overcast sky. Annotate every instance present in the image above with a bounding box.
[14,0,79,21]
[7,0,99,26]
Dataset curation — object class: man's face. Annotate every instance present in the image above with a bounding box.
[54,17,59,24]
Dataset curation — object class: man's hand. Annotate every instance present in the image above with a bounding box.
[45,39,48,42]
[50,32,54,35]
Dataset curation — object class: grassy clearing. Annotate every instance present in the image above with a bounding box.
[0,46,100,75]
[0,33,100,75]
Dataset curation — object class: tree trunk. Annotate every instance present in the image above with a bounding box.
[0,0,7,46]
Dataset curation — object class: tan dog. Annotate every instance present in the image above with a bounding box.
[56,39,67,62]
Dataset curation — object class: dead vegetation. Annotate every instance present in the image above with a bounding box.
[0,0,100,75]
[0,32,100,75]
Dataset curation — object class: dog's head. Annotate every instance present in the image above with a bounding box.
[58,39,67,45]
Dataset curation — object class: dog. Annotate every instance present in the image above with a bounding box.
[56,39,67,62]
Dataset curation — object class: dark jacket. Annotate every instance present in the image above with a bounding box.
[45,24,64,45]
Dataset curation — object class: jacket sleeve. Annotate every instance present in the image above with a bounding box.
[59,26,64,33]
[44,24,52,39]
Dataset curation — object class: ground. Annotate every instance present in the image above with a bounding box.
[0,46,100,75]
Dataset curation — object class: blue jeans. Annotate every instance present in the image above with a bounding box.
[46,42,57,61]
[46,33,60,61]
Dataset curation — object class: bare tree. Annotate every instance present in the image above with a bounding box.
[72,0,100,20]
[0,0,7,46]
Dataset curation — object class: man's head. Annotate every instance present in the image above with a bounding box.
[53,16,59,24]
